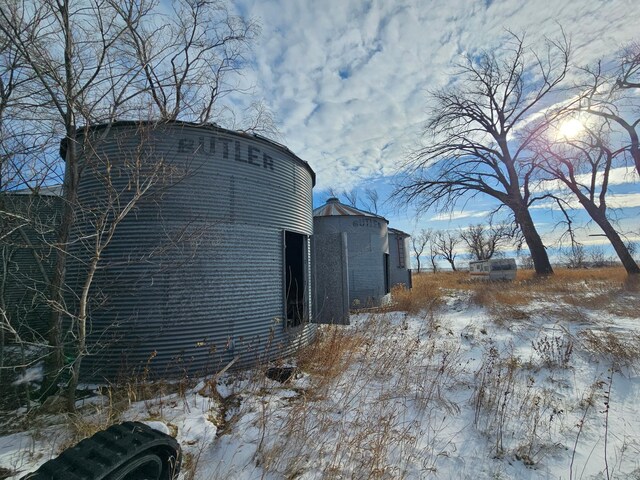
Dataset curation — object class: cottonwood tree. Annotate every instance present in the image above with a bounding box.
[0,0,263,408]
[578,42,640,177]
[433,230,460,271]
[411,229,431,273]
[533,121,640,274]
[460,222,515,261]
[395,32,572,275]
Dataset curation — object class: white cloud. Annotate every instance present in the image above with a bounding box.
[430,210,493,222]
[533,167,639,195]
[231,0,640,194]
[531,192,640,210]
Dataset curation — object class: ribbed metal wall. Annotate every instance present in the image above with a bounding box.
[313,214,389,308]
[1,193,61,341]
[388,230,412,288]
[65,122,316,381]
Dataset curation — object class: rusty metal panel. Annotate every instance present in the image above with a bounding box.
[312,232,349,325]
[65,122,316,381]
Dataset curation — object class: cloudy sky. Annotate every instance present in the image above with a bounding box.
[232,0,640,258]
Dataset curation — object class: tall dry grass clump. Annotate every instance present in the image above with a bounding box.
[391,272,457,313]
[578,329,640,369]
[296,325,366,395]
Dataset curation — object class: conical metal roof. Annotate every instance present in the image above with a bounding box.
[388,227,410,238]
[313,197,387,221]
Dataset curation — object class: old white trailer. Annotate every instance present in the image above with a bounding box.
[469,258,517,281]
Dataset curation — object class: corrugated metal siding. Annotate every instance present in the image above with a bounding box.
[66,123,315,381]
[388,232,412,288]
[313,215,388,308]
[1,194,61,340]
[312,232,349,324]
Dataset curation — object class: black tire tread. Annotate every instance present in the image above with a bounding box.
[22,421,181,480]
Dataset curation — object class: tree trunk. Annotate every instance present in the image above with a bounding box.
[66,252,97,411]
[580,202,640,275]
[622,121,640,177]
[41,186,73,397]
[512,202,554,275]
[41,135,78,398]
[631,143,640,178]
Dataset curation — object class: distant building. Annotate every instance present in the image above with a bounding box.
[469,258,517,281]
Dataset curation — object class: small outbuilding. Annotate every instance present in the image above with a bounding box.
[313,198,390,323]
[388,228,412,289]
[64,121,317,381]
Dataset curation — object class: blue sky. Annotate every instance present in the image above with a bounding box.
[230,0,640,262]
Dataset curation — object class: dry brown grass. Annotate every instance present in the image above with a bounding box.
[253,313,465,479]
[578,329,640,368]
[389,273,448,314]
[296,325,366,394]
[404,268,639,320]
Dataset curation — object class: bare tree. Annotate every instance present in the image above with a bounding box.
[562,243,587,269]
[395,32,572,275]
[326,188,340,200]
[61,125,184,410]
[428,242,439,273]
[460,222,515,261]
[343,190,359,208]
[111,0,259,124]
[0,0,263,408]
[533,121,639,275]
[411,229,431,273]
[433,230,460,271]
[0,0,139,398]
[578,42,640,177]
[589,246,609,268]
[363,188,380,214]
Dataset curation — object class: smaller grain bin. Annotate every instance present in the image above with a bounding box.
[388,228,412,289]
[313,198,390,323]
[0,187,62,341]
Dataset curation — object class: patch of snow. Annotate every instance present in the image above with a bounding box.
[11,364,43,386]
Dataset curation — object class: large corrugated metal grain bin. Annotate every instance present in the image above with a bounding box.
[1,188,62,341]
[313,198,389,317]
[65,121,316,381]
[388,228,412,289]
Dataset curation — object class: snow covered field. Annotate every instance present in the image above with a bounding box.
[2,270,640,479]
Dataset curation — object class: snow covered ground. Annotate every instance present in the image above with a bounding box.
[2,274,640,479]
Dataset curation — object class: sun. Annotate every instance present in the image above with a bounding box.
[558,118,584,139]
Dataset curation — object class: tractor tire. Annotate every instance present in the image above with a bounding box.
[22,421,181,480]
